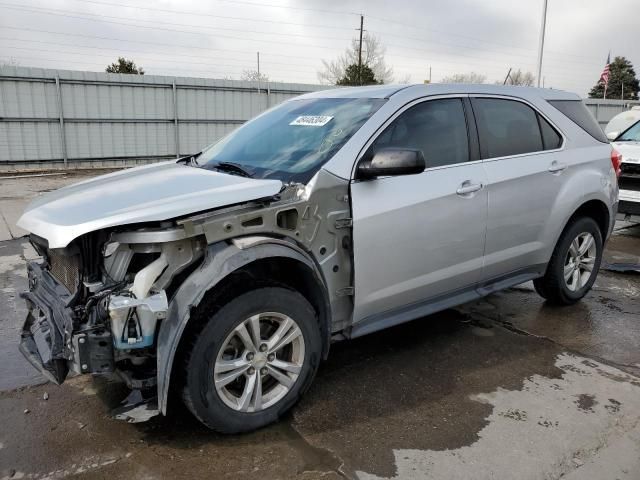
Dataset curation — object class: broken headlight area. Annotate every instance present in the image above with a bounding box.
[20,231,204,399]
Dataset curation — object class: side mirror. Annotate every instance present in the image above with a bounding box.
[356,148,426,180]
[607,131,619,141]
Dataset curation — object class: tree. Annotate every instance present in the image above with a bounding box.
[441,72,486,84]
[105,57,144,75]
[318,33,393,85]
[1,57,19,67]
[589,56,639,100]
[241,69,269,82]
[503,69,535,86]
[337,64,379,86]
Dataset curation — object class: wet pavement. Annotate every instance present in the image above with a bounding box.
[1,171,640,479]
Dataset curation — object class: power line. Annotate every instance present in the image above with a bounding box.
[1,55,318,83]
[0,3,353,42]
[0,5,349,50]
[0,37,320,68]
[71,0,358,26]
[0,26,327,61]
[0,45,316,76]
[9,0,603,67]
[2,3,603,75]
[365,13,603,62]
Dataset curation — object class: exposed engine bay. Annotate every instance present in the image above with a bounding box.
[19,170,353,421]
[21,231,205,390]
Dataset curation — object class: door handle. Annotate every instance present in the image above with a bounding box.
[456,182,483,195]
[548,162,567,173]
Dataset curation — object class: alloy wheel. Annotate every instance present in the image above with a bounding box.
[564,232,597,292]
[213,312,305,412]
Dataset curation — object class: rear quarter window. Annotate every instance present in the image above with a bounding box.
[538,115,563,150]
[548,100,608,143]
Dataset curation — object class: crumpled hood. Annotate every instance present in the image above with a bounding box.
[18,161,283,248]
[612,141,640,164]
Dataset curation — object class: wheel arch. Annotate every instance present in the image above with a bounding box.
[567,199,611,240]
[155,236,331,415]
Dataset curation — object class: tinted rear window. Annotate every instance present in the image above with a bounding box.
[548,100,608,143]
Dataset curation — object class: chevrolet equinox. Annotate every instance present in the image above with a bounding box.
[17,84,619,432]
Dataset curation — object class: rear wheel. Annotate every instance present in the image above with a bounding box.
[533,217,603,305]
[182,287,321,433]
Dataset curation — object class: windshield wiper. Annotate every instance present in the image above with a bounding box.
[210,161,254,178]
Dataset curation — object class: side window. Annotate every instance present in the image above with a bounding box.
[370,98,469,168]
[538,114,562,150]
[472,98,544,158]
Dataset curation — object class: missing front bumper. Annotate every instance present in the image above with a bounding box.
[19,261,75,384]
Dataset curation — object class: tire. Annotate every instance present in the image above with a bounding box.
[182,287,321,433]
[533,217,603,305]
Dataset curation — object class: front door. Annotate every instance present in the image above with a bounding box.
[350,97,488,326]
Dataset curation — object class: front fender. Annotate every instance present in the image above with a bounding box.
[155,236,328,414]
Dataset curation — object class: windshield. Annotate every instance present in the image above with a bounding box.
[198,97,386,183]
[618,120,640,142]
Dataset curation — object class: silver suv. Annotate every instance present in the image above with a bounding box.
[17,84,618,432]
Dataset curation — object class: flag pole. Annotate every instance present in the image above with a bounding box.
[535,0,549,87]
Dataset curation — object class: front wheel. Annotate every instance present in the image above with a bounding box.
[182,287,321,433]
[533,217,603,305]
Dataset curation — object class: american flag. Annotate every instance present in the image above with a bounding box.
[599,53,611,86]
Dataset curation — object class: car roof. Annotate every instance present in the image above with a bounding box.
[298,84,411,99]
[297,83,581,101]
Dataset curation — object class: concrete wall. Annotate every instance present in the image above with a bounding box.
[0,66,324,171]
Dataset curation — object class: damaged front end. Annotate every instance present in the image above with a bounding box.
[20,230,205,420]
[19,169,353,423]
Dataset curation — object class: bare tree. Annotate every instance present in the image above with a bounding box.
[440,72,486,84]
[396,73,412,84]
[241,69,269,82]
[504,69,535,86]
[318,33,393,85]
[1,57,20,67]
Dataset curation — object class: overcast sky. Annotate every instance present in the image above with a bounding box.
[1,0,638,95]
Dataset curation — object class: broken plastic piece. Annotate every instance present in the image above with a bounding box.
[603,262,640,274]
[112,389,160,423]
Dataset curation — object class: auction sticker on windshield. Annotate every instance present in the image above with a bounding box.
[290,115,333,127]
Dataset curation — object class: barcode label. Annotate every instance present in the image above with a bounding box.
[289,115,333,127]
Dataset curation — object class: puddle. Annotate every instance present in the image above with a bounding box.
[357,353,640,480]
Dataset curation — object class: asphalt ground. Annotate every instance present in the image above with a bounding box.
[1,171,639,480]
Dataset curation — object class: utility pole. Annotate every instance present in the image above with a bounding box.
[535,0,548,88]
[503,67,512,85]
[357,15,364,85]
[257,51,260,76]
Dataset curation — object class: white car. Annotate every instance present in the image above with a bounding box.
[606,107,640,222]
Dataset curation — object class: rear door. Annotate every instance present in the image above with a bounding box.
[470,96,566,282]
[351,96,488,325]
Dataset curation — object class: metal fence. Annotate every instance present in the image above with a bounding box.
[0,66,324,170]
[584,98,640,128]
[2,67,639,171]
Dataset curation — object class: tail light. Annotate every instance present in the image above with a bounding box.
[611,149,622,177]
